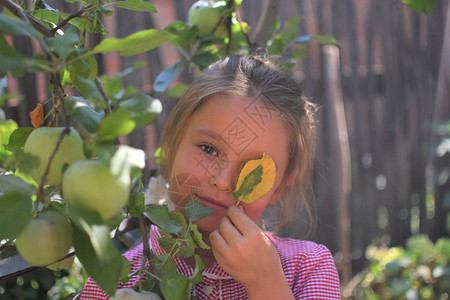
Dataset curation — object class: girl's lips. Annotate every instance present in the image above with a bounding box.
[195,194,228,210]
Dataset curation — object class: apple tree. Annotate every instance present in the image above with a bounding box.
[0,0,341,298]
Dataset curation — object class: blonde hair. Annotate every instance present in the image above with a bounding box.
[161,55,317,237]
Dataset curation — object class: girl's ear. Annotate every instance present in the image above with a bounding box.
[285,175,293,185]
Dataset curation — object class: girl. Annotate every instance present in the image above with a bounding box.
[81,55,341,299]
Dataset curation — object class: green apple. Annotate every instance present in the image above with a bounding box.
[24,127,85,186]
[113,288,162,300]
[47,255,75,271]
[16,210,73,267]
[188,0,227,37]
[62,160,130,220]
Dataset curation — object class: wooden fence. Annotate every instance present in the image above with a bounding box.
[3,0,449,284]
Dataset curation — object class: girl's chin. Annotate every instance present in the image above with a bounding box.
[194,216,221,235]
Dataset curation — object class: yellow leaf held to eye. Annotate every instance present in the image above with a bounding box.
[232,152,277,204]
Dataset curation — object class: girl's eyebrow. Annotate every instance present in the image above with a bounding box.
[195,129,219,140]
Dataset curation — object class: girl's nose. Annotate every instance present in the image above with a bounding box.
[209,167,235,192]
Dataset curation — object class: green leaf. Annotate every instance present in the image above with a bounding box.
[153,59,186,93]
[0,37,29,77]
[54,204,126,295]
[4,127,32,152]
[0,193,33,239]
[92,29,174,56]
[402,0,435,13]
[233,0,243,9]
[126,191,145,216]
[72,226,124,296]
[46,26,83,61]
[144,205,183,234]
[281,16,301,42]
[169,211,187,230]
[158,235,195,258]
[32,10,60,25]
[118,94,162,127]
[269,34,284,55]
[0,174,36,195]
[0,13,40,39]
[100,76,122,100]
[68,55,98,81]
[191,254,205,284]
[59,11,108,34]
[185,199,213,221]
[164,21,198,48]
[99,61,145,101]
[113,0,157,13]
[73,76,105,107]
[292,45,310,60]
[311,35,338,44]
[120,256,131,282]
[155,253,178,277]
[232,165,263,200]
[191,52,218,70]
[0,120,19,160]
[95,144,145,184]
[32,0,59,24]
[160,273,189,300]
[166,83,189,98]
[65,96,104,134]
[190,223,210,250]
[97,109,135,140]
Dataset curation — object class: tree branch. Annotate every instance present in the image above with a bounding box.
[225,0,234,54]
[137,215,160,292]
[0,0,53,37]
[51,3,94,34]
[252,0,281,51]
[235,11,252,49]
[95,78,112,114]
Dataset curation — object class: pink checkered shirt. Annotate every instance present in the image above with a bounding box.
[81,226,341,299]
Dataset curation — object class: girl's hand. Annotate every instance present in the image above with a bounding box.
[209,206,294,299]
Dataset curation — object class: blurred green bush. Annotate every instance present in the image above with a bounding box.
[346,235,450,299]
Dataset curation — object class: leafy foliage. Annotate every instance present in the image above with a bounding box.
[0,0,341,298]
[348,235,450,299]
[402,0,436,13]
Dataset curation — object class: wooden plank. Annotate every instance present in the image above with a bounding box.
[322,45,352,284]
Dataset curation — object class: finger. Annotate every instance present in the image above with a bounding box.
[211,244,225,265]
[209,229,229,250]
[227,206,259,236]
[218,216,243,242]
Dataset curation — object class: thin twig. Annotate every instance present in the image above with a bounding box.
[34,125,70,209]
[137,215,160,292]
[95,78,112,114]
[51,3,94,34]
[0,0,53,37]
[252,0,281,51]
[225,0,234,54]
[235,11,252,48]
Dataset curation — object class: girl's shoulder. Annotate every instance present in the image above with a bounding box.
[265,232,341,296]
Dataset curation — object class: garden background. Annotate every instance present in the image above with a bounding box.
[0,0,449,298]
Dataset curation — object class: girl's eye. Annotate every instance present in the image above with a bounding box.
[200,144,218,156]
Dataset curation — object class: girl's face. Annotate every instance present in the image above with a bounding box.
[169,94,290,234]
